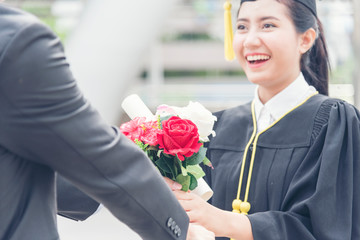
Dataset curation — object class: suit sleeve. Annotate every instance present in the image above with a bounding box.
[248,101,360,239]
[56,174,100,221]
[0,22,188,240]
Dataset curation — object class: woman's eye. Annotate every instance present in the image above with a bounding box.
[263,23,275,29]
[237,24,246,31]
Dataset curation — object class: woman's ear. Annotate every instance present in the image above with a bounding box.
[299,28,317,54]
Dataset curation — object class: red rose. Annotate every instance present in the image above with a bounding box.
[157,116,202,161]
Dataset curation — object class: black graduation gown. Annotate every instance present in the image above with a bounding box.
[203,94,360,240]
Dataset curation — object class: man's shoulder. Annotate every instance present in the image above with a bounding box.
[0,4,40,31]
[0,4,48,56]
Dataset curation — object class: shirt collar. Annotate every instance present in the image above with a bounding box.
[254,72,316,122]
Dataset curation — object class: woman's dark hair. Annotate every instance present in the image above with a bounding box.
[240,0,330,95]
[282,0,330,95]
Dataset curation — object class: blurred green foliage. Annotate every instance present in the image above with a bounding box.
[140,69,245,79]
[331,57,355,84]
[21,3,68,43]
[163,33,215,42]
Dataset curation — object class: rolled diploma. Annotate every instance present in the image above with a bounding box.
[121,94,213,201]
[121,94,154,120]
[192,177,213,201]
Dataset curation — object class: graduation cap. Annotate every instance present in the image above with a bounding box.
[223,0,317,61]
[294,0,317,16]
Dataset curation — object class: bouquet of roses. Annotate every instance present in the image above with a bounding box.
[120,95,216,196]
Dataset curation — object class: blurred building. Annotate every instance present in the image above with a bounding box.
[4,0,356,124]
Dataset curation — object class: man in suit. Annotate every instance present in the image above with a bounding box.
[0,4,214,240]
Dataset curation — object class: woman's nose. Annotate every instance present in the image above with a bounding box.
[243,30,261,49]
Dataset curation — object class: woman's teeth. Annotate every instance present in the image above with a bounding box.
[246,55,270,62]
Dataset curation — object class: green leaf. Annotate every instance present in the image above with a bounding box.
[134,139,148,151]
[157,150,163,158]
[155,158,172,174]
[148,146,158,151]
[159,115,174,128]
[188,173,198,191]
[154,151,178,179]
[176,174,191,191]
[202,156,214,169]
[164,155,179,179]
[157,167,165,176]
[147,149,157,162]
[176,157,185,174]
[180,165,188,176]
[186,146,207,165]
[186,164,205,179]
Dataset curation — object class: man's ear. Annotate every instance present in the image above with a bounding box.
[299,28,317,54]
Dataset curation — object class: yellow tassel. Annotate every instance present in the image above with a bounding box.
[232,199,242,213]
[224,0,235,61]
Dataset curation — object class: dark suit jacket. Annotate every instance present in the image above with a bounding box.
[0,4,188,240]
[56,175,100,221]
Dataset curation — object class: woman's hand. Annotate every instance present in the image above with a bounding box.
[174,190,226,236]
[163,177,183,191]
[163,177,225,235]
[187,223,215,240]
[163,177,253,239]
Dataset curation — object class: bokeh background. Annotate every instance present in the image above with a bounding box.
[3,0,357,239]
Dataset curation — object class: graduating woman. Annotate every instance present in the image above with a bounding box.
[165,0,360,239]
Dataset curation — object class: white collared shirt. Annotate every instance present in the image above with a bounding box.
[254,72,317,133]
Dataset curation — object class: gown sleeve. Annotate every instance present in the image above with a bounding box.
[248,100,360,239]
[0,21,188,239]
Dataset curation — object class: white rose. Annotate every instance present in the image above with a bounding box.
[176,102,217,142]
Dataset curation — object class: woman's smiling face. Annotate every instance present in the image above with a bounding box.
[233,0,305,99]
